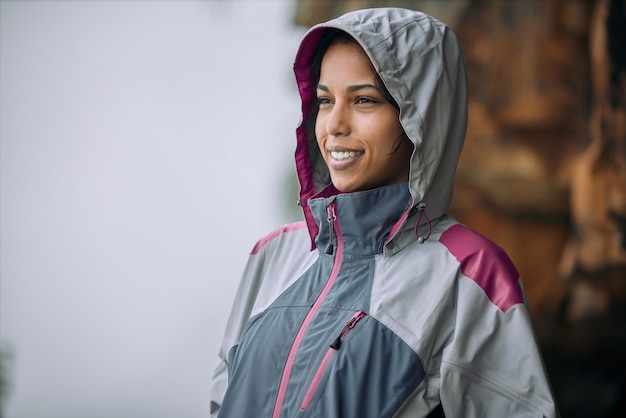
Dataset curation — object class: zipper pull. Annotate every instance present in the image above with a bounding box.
[330,311,366,350]
[325,203,337,255]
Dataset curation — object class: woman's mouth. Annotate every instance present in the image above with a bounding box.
[330,150,362,160]
[327,148,364,170]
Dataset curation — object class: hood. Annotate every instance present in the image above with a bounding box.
[293,8,468,248]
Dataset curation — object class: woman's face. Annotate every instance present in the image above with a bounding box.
[315,41,412,193]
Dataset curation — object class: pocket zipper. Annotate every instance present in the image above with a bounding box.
[299,311,367,411]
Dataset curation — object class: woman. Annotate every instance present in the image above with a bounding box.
[209,8,558,418]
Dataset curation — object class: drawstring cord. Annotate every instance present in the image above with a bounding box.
[412,202,431,244]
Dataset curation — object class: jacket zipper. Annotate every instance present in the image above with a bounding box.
[272,200,343,418]
[325,202,336,254]
[299,310,367,412]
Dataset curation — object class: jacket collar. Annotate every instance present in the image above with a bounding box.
[308,182,411,257]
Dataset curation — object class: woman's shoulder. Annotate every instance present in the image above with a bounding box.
[239,221,316,318]
[250,221,310,255]
[438,223,524,313]
[438,223,511,259]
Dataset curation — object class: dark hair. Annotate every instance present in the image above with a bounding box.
[308,29,399,111]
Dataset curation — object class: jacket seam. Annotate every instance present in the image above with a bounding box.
[440,360,544,414]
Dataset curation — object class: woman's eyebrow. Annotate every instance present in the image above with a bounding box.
[347,83,378,92]
[316,83,380,92]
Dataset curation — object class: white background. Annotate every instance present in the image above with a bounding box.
[0,1,305,417]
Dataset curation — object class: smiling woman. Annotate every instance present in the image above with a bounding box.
[313,31,412,193]
[210,7,559,418]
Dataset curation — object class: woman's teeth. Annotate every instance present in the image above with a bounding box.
[330,151,360,160]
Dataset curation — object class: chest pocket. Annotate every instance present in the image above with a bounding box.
[299,313,426,418]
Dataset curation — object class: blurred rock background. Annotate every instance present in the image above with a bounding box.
[293,1,626,417]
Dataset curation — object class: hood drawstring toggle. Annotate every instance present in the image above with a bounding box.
[412,202,431,244]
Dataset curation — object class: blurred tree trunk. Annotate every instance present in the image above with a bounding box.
[293,0,626,417]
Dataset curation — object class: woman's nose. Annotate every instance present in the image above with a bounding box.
[325,104,350,137]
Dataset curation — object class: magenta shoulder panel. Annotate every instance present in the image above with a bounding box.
[250,221,307,255]
[439,224,523,312]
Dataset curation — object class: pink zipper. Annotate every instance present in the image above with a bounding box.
[271,202,343,418]
[299,310,367,412]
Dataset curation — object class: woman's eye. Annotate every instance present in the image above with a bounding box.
[356,97,377,104]
[317,97,332,105]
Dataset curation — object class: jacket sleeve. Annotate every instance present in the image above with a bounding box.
[208,249,268,418]
[439,265,559,417]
